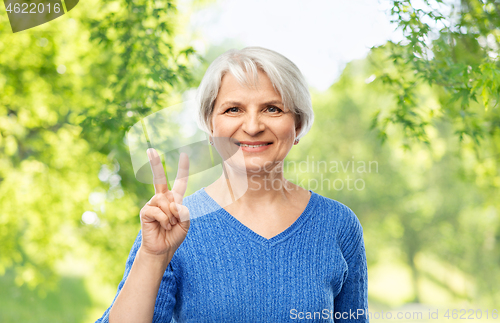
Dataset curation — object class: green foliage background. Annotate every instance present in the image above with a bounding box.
[0,0,499,321]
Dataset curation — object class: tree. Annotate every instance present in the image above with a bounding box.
[0,0,198,297]
[373,0,500,149]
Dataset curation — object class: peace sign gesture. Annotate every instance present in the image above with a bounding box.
[139,148,190,257]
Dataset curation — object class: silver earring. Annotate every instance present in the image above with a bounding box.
[209,140,214,146]
[294,139,299,144]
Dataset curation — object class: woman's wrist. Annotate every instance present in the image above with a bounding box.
[137,247,172,270]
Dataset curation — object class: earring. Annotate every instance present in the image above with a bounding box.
[294,138,299,145]
[209,139,214,146]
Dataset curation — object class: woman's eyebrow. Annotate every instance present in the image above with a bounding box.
[218,100,284,109]
[219,101,242,108]
[262,100,284,106]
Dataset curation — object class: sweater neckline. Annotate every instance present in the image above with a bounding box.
[199,187,319,246]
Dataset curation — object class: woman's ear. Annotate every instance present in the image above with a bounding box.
[295,116,302,136]
[209,110,215,135]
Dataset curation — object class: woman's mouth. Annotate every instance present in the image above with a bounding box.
[235,141,273,152]
[237,143,272,148]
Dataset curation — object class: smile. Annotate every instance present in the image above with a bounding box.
[237,143,272,148]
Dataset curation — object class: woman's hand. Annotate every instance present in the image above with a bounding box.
[139,148,190,258]
[108,149,189,323]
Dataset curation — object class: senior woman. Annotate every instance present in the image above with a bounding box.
[97,47,368,323]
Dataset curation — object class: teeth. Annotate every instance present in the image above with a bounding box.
[239,143,269,148]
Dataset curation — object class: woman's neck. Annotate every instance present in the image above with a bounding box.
[205,160,302,209]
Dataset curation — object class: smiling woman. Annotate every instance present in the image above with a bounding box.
[96,47,369,323]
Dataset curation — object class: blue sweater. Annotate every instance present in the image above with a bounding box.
[96,188,369,322]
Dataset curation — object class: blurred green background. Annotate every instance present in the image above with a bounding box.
[0,0,499,322]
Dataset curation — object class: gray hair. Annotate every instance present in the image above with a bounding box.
[195,47,314,140]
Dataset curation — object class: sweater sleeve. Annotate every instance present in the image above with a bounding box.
[334,207,369,323]
[95,230,178,323]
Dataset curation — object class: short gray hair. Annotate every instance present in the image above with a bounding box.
[195,47,314,140]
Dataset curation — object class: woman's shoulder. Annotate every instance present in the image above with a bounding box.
[313,192,359,220]
[182,188,222,221]
[311,192,363,236]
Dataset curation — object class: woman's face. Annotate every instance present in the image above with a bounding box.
[210,70,300,175]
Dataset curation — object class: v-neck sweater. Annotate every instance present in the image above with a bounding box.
[96,188,369,323]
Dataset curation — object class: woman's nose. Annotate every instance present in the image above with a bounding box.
[241,114,265,136]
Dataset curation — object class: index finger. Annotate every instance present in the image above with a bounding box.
[147,148,169,194]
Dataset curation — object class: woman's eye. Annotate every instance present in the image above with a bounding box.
[225,107,239,113]
[267,106,282,113]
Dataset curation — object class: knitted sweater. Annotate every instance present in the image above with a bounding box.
[96,188,369,322]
